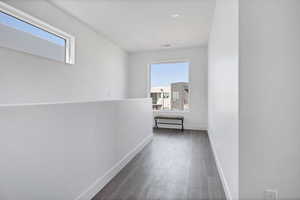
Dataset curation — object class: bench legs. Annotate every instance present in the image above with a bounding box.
[154,118,184,132]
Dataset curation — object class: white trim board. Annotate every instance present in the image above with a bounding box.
[207,131,232,200]
[74,135,153,200]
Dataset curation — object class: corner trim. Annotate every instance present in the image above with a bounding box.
[207,131,232,200]
[74,135,153,200]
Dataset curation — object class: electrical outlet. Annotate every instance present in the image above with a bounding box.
[264,190,278,200]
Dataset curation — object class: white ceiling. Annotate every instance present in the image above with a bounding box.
[52,0,215,52]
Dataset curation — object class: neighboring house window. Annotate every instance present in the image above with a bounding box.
[0,2,75,64]
[172,91,179,100]
[150,62,190,111]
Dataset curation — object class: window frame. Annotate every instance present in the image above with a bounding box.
[0,2,75,64]
[148,59,191,113]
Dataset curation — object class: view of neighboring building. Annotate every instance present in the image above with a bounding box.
[150,62,189,111]
[150,82,189,111]
[171,82,189,111]
[150,86,170,110]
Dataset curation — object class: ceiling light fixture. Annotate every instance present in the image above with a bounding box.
[171,14,180,18]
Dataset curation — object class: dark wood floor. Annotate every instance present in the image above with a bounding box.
[92,129,226,200]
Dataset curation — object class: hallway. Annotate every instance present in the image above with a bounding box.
[93,129,226,200]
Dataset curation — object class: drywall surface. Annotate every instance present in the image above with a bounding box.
[239,1,300,199]
[208,0,239,199]
[0,1,128,104]
[0,99,153,200]
[128,47,208,130]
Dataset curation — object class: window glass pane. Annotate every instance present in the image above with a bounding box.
[150,62,189,111]
[0,11,65,46]
[0,11,66,62]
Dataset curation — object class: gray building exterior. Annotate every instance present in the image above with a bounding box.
[171,82,189,111]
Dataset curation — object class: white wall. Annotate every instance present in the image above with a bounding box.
[0,0,128,104]
[208,0,239,199]
[239,1,300,199]
[128,47,208,130]
[0,99,153,200]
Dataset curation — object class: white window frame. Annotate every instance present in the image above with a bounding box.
[0,2,75,64]
[148,59,191,113]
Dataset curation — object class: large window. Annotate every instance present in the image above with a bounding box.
[150,62,189,111]
[0,2,75,64]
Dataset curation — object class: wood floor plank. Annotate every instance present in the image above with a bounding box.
[92,129,226,200]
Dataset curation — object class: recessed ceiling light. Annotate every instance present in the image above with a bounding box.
[162,44,172,48]
[171,14,180,18]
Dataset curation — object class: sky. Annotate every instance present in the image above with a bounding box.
[0,11,65,46]
[151,62,189,87]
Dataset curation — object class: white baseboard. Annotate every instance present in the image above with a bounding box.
[187,123,208,131]
[74,135,153,200]
[207,131,232,200]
